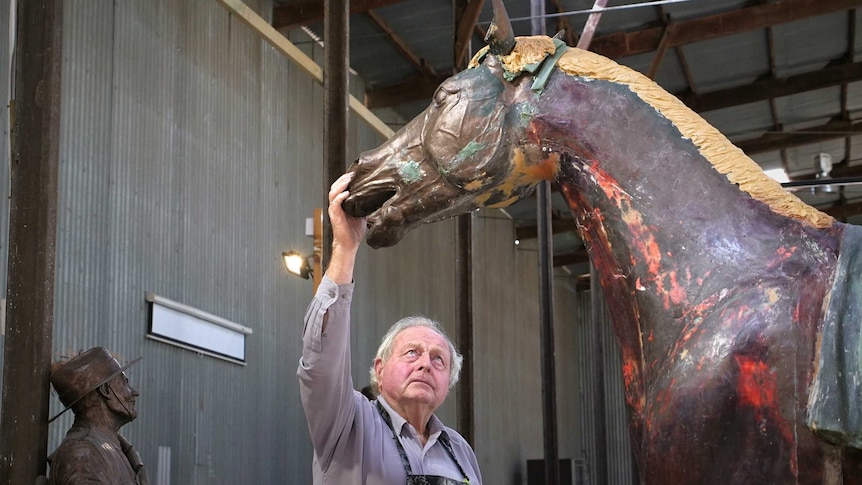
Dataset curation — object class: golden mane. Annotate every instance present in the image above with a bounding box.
[470,37,834,229]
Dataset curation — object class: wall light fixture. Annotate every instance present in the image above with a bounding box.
[283,251,312,279]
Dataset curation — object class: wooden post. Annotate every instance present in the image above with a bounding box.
[322,0,349,271]
[312,208,323,293]
[0,1,64,483]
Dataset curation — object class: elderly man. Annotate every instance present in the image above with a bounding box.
[47,347,149,485]
[298,173,482,484]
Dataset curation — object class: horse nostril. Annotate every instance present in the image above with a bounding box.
[343,189,396,217]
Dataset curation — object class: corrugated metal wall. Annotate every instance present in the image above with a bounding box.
[0,0,636,483]
[575,286,636,485]
[50,1,336,482]
[472,212,586,483]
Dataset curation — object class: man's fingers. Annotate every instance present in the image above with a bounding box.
[328,172,355,202]
[332,190,350,207]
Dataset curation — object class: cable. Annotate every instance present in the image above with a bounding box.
[506,0,709,23]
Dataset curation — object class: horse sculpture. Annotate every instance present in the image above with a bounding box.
[342,1,862,483]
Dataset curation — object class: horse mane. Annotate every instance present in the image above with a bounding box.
[470,36,834,229]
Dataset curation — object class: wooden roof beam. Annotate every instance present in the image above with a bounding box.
[454,0,485,71]
[368,0,862,110]
[273,0,407,29]
[678,58,862,112]
[368,55,862,113]
[590,0,861,59]
[515,216,577,241]
[549,0,577,47]
[364,73,449,109]
[736,117,862,155]
[553,248,590,268]
[217,0,394,139]
[821,200,862,219]
[365,9,437,78]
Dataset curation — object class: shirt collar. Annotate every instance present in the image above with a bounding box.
[376,395,447,442]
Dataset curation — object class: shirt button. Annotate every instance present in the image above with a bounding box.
[341,293,347,298]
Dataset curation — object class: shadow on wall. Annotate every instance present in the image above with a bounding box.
[511,465,522,485]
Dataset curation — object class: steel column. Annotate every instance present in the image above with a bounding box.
[453,0,476,448]
[532,1,561,484]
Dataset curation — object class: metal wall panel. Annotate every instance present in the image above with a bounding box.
[0,0,610,483]
[575,286,636,485]
[471,212,588,484]
[35,0,401,482]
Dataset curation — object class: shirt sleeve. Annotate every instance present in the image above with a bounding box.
[296,274,357,471]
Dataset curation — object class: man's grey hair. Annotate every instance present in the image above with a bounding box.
[368,315,463,395]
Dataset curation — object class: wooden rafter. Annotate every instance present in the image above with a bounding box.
[822,199,862,219]
[515,216,577,241]
[646,20,674,79]
[365,73,450,109]
[677,58,862,112]
[553,248,590,268]
[590,0,861,59]
[736,117,862,155]
[272,0,406,29]
[548,0,576,47]
[366,0,862,109]
[217,0,394,139]
[365,9,437,78]
[454,0,485,71]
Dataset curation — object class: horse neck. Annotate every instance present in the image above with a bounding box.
[527,72,842,363]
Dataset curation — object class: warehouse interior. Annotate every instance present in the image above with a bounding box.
[1,0,861,484]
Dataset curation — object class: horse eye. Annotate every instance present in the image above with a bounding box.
[433,86,459,107]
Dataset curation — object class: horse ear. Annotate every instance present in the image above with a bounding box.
[485,0,515,56]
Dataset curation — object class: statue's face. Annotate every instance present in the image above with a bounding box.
[106,372,139,422]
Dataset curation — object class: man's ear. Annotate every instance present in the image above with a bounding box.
[97,382,113,399]
[373,358,384,385]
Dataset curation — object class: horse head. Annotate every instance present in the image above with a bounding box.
[343,0,560,248]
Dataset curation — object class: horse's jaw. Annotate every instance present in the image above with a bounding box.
[343,148,544,248]
[343,165,471,248]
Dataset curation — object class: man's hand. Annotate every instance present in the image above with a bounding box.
[326,172,367,284]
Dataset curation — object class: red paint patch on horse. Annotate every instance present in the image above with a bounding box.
[657,271,687,308]
[732,353,797,474]
[776,246,797,260]
[622,360,638,391]
[589,165,687,305]
[734,355,778,410]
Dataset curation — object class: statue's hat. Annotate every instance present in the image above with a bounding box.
[48,347,142,423]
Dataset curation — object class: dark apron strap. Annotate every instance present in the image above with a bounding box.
[375,400,470,483]
[376,400,414,474]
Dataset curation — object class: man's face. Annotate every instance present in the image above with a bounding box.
[375,326,452,412]
[106,372,139,422]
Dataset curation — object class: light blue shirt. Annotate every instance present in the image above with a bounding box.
[297,276,482,484]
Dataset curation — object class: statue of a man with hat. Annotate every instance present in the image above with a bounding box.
[47,346,150,485]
